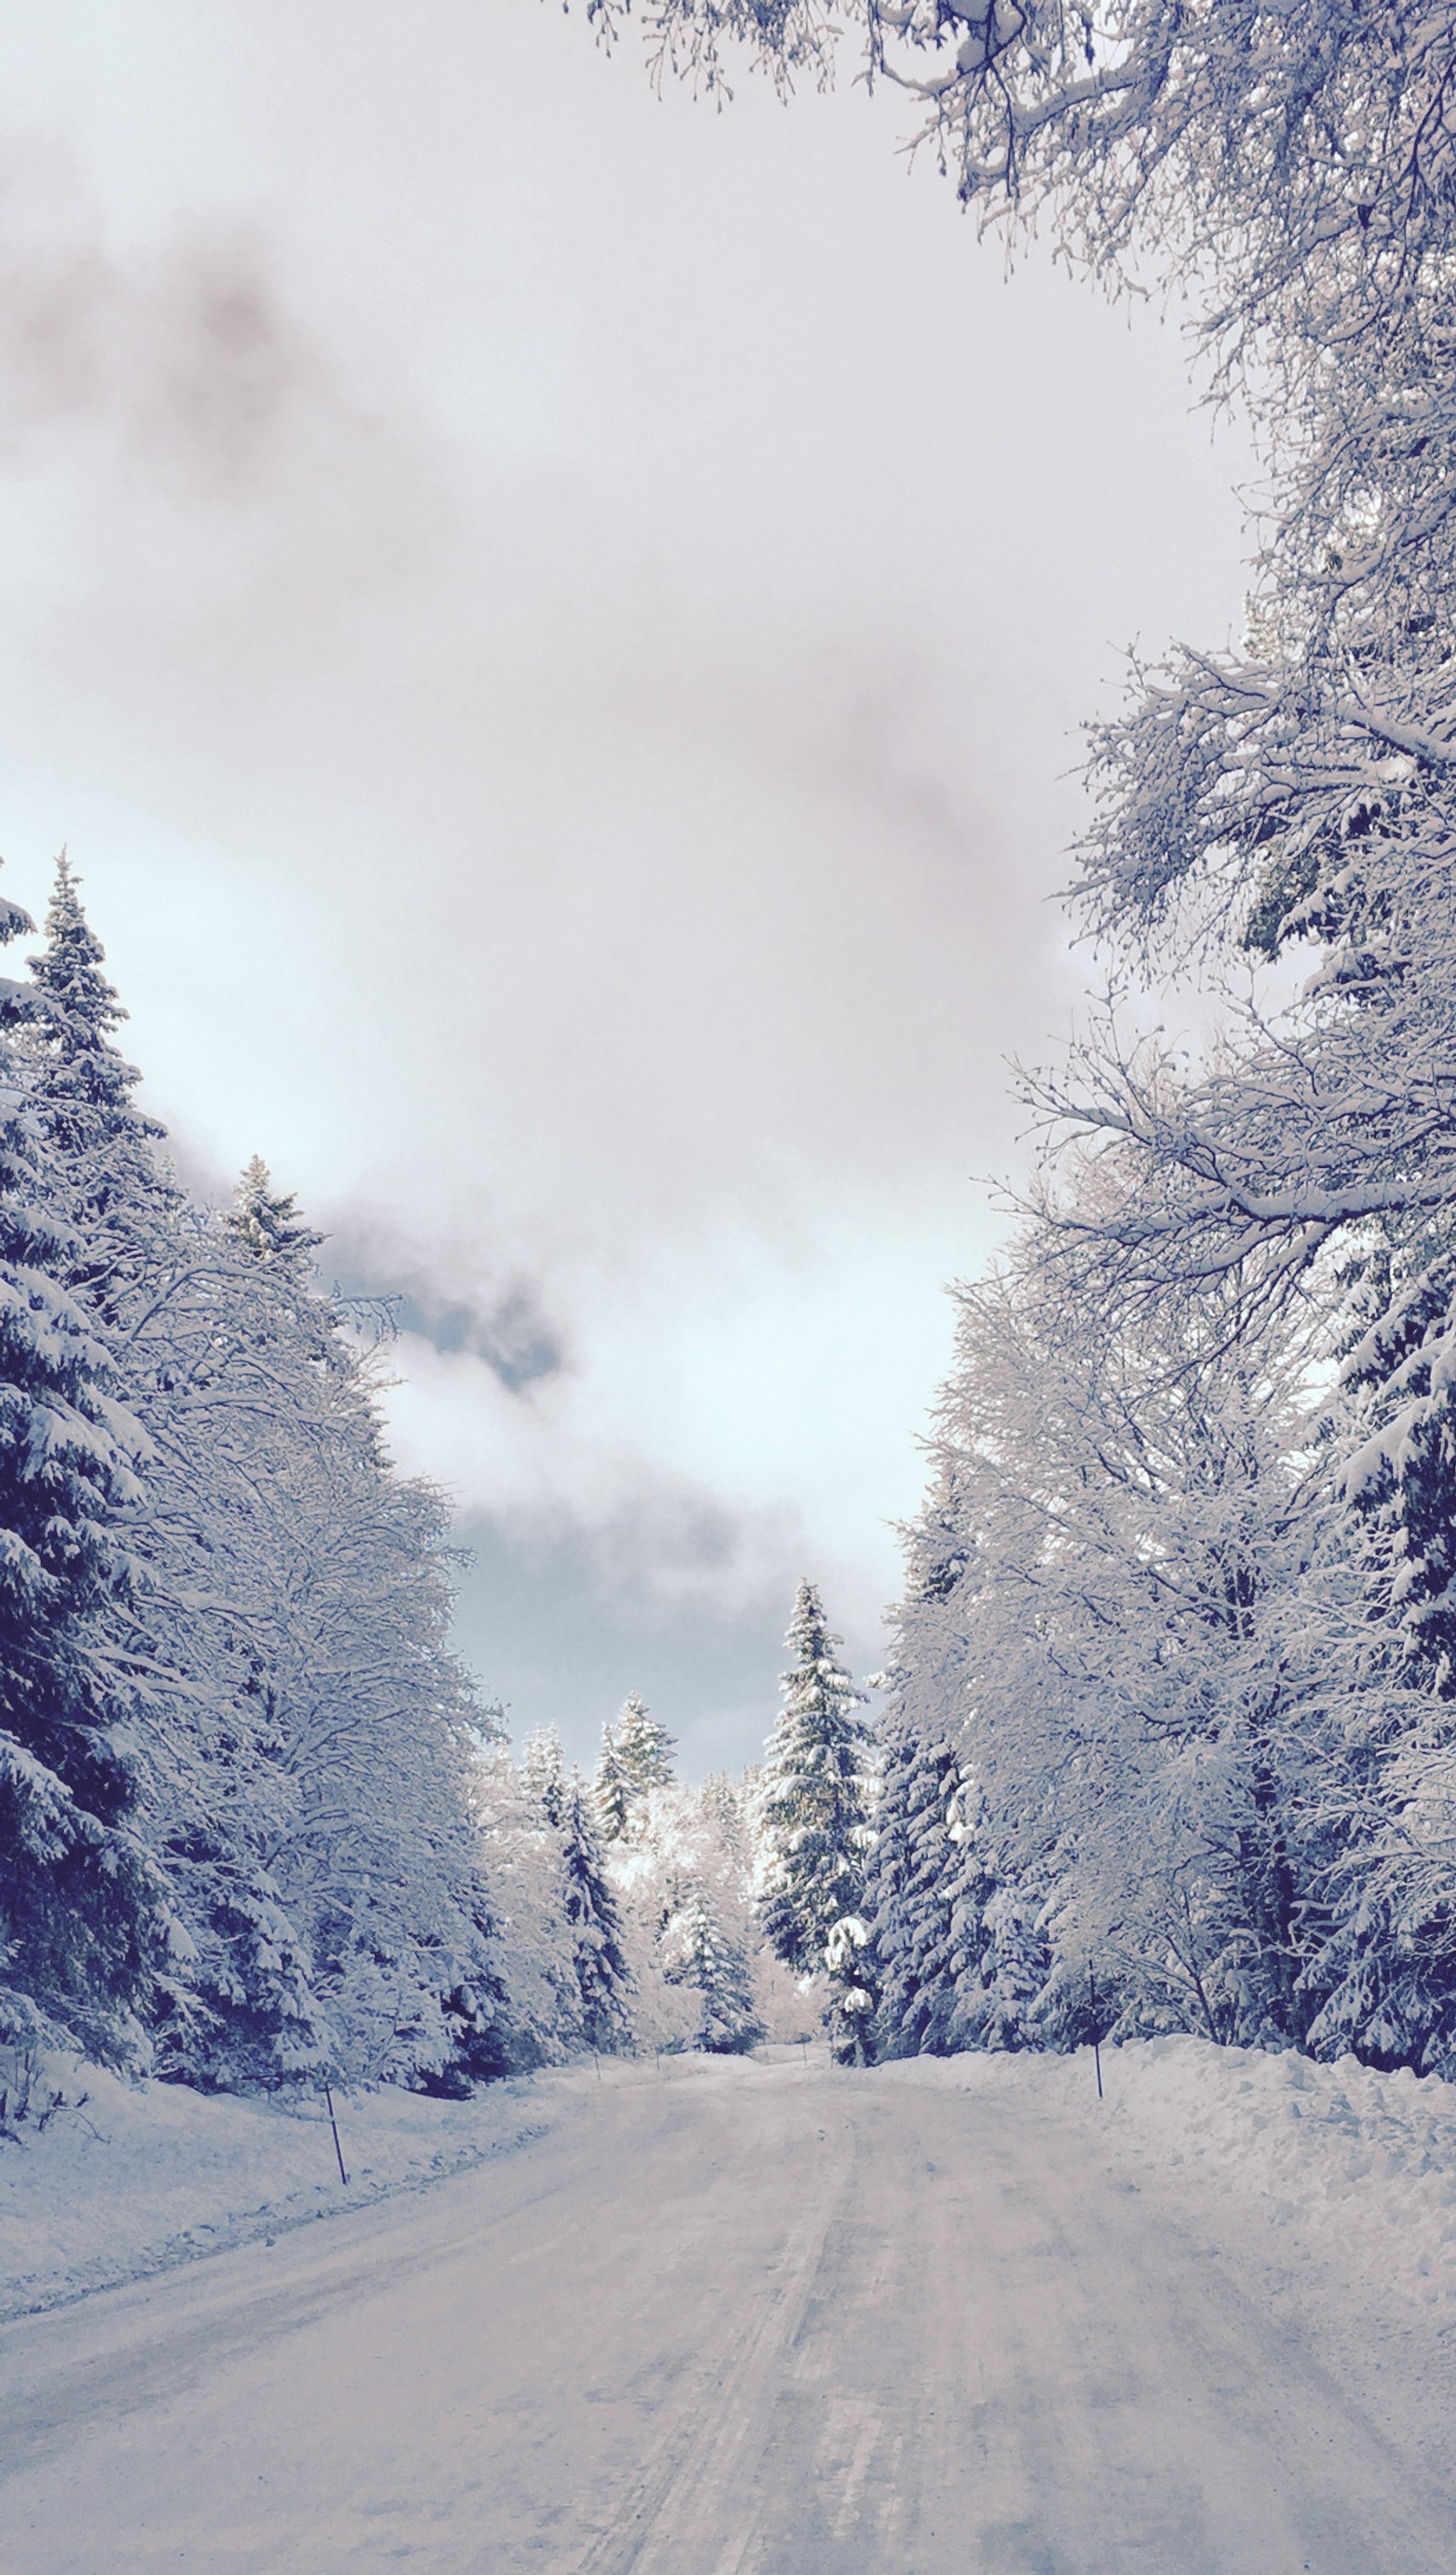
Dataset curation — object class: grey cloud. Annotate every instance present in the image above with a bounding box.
[324,1220,568,1395]
[0,161,351,495]
[392,1284,564,1392]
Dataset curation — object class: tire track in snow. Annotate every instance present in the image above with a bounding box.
[572,2104,861,2575]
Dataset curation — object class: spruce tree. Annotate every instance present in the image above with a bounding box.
[1293,1244,1456,2075]
[664,1881,763,2054]
[756,1582,872,2046]
[0,875,171,2061]
[558,1774,633,2053]
[521,1727,568,1830]
[593,1718,636,1843]
[226,1154,324,1268]
[593,1694,675,1844]
[20,872,332,2086]
[24,854,174,1323]
[863,1721,995,2061]
[614,1693,675,1798]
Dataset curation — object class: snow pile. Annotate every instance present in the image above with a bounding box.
[0,2056,602,2321]
[876,2037,1456,2335]
[1094,2036,1456,2317]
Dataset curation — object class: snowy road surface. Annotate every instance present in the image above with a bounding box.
[2,2056,1451,2574]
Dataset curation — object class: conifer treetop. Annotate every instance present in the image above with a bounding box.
[0,859,173,2060]
[521,1726,567,1830]
[613,1691,676,1792]
[32,855,132,1050]
[594,1718,636,1842]
[25,857,167,1202]
[227,1156,324,1266]
[779,1579,867,1720]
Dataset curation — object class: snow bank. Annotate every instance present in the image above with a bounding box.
[0,2055,606,2321]
[1098,2037,1456,2318]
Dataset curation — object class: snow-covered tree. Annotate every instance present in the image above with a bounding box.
[895,1210,1348,2051]
[756,1582,873,2054]
[15,881,323,2084]
[661,1879,763,2054]
[861,1722,995,2062]
[558,1774,634,2053]
[23,855,177,1322]
[226,1153,322,1268]
[616,1695,676,1801]
[465,1743,588,2068]
[593,1718,636,1843]
[0,874,173,2063]
[602,1766,770,2052]
[521,1727,568,1829]
[171,1161,506,2090]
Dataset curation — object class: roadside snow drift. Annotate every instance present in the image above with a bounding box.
[0,2054,604,2319]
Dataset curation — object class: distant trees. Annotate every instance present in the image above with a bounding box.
[500,1718,779,2059]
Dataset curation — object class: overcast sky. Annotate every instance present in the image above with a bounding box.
[0,2,1253,1773]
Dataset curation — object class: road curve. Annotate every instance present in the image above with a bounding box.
[0,2057,1450,2573]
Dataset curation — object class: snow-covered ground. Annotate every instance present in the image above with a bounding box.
[3,2041,1454,2570]
[0,2052,611,2320]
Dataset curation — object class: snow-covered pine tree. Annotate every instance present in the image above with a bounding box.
[226,1154,324,1268]
[699,1770,749,1864]
[18,869,330,2088]
[614,1694,675,1800]
[1284,1246,1456,2079]
[593,1718,636,1843]
[521,1727,568,1830]
[23,855,175,1323]
[756,1581,873,2057]
[207,1161,506,2089]
[558,1773,633,2053]
[662,1880,763,2054]
[862,1720,994,2062]
[592,1694,675,1846]
[1337,1245,1456,1689]
[0,874,173,2063]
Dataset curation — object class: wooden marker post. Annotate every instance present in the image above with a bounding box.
[324,2082,349,2185]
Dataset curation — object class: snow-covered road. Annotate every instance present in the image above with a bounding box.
[2,2055,1451,2573]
